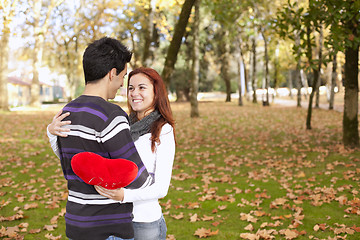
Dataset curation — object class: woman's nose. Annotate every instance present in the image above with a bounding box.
[130,88,139,96]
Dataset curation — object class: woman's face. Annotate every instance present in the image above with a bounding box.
[128,73,155,119]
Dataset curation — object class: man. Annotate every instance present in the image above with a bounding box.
[50,37,152,240]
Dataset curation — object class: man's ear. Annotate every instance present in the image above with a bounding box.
[109,68,117,81]
[110,68,117,78]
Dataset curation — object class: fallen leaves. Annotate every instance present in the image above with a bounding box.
[1,102,360,239]
[194,228,219,238]
[240,213,258,223]
[23,203,38,210]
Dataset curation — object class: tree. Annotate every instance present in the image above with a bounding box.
[322,0,359,148]
[0,0,19,111]
[236,36,246,106]
[276,1,308,107]
[204,0,249,102]
[49,1,85,100]
[252,0,279,106]
[304,14,320,130]
[329,52,337,110]
[261,30,270,106]
[219,28,231,102]
[29,0,62,107]
[190,0,200,117]
[142,0,156,67]
[161,0,196,88]
[251,37,257,103]
[276,0,323,129]
[315,25,323,109]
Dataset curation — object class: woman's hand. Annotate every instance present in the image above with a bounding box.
[48,110,71,137]
[94,185,124,201]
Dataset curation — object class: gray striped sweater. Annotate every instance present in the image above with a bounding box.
[57,95,151,240]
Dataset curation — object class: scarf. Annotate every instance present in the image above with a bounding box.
[130,110,161,141]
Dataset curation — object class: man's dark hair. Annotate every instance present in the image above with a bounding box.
[82,37,132,84]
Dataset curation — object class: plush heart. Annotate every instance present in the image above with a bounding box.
[71,152,138,189]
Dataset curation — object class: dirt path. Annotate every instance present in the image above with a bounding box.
[272,98,345,113]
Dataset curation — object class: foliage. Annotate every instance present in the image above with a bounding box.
[320,0,360,52]
[1,102,360,239]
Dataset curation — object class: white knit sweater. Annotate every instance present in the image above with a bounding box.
[123,123,175,222]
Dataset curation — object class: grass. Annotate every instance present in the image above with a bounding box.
[0,101,359,239]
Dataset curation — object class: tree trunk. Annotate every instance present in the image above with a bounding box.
[296,64,301,107]
[315,77,320,108]
[130,31,140,69]
[315,26,323,108]
[30,0,43,107]
[0,0,19,111]
[30,0,57,107]
[288,70,293,99]
[329,53,337,110]
[142,0,155,67]
[343,45,359,148]
[0,21,10,111]
[306,24,316,130]
[190,0,200,118]
[220,29,231,102]
[295,32,301,107]
[161,0,196,88]
[301,69,309,99]
[251,38,257,103]
[237,38,245,106]
[262,31,270,106]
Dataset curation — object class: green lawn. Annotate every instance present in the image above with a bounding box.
[0,101,359,239]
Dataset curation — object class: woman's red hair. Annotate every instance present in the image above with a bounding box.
[127,67,176,152]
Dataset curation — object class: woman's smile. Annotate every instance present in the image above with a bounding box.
[128,73,155,119]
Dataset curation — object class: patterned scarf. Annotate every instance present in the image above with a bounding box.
[129,110,161,141]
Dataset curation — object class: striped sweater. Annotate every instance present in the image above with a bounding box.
[56,95,151,240]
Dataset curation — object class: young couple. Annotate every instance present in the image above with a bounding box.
[47,37,176,240]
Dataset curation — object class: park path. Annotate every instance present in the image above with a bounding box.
[272,98,345,113]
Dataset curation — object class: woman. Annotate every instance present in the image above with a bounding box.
[47,67,176,240]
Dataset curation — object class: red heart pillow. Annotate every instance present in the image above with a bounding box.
[71,152,138,189]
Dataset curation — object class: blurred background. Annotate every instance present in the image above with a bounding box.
[0,0,359,110]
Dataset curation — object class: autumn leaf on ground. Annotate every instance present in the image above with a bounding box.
[24,203,38,210]
[0,212,24,222]
[166,234,176,240]
[1,226,20,238]
[171,212,184,220]
[50,215,59,224]
[271,198,288,207]
[313,223,328,231]
[257,229,278,239]
[253,210,267,217]
[43,224,57,231]
[201,215,214,221]
[279,229,298,239]
[239,233,257,240]
[351,225,360,232]
[212,221,221,227]
[186,202,200,209]
[190,213,199,222]
[45,233,62,240]
[244,224,254,231]
[218,205,227,210]
[240,213,258,223]
[194,228,218,238]
[29,228,41,234]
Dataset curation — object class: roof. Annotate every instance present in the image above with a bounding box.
[8,76,31,86]
[8,76,52,86]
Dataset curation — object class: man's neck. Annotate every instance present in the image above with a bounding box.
[83,83,107,100]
